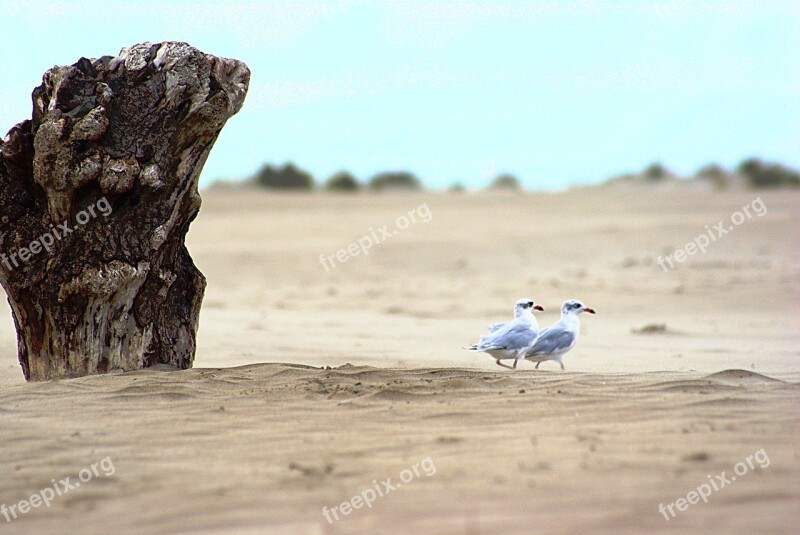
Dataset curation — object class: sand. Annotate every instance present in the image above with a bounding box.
[0,186,798,534]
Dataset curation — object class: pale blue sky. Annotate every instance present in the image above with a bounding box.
[1,1,798,189]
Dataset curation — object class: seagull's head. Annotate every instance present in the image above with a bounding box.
[562,299,595,315]
[515,298,544,315]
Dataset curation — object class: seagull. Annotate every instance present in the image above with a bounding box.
[523,299,595,370]
[466,298,544,369]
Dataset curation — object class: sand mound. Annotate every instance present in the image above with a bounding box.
[704,369,785,385]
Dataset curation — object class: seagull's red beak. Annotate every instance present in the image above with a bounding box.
[583,307,596,314]
[534,305,544,311]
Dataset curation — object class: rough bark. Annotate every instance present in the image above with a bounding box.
[0,42,249,380]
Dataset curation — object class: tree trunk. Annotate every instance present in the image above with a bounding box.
[0,42,249,381]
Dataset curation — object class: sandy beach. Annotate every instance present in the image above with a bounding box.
[0,186,798,534]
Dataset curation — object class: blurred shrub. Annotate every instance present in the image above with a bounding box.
[325,171,360,192]
[489,174,521,190]
[448,182,466,193]
[696,163,727,180]
[253,162,314,190]
[643,162,670,181]
[695,163,729,190]
[368,171,421,191]
[737,158,800,188]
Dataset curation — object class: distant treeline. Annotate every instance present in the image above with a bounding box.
[244,158,800,191]
[609,159,800,190]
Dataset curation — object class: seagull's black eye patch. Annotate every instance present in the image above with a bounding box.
[527,302,534,307]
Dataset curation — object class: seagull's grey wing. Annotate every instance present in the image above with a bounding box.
[488,322,504,333]
[478,321,537,351]
[478,320,513,345]
[487,321,507,333]
[526,325,576,356]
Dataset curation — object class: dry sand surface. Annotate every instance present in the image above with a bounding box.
[0,186,798,534]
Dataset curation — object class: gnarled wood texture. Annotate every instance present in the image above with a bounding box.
[0,42,249,380]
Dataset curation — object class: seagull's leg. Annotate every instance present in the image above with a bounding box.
[496,360,514,370]
[512,348,527,370]
[559,361,565,371]
[534,361,540,369]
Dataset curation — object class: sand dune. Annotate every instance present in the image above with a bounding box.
[0,364,798,534]
[0,187,798,534]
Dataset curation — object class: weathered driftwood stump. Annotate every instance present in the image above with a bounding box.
[0,42,249,380]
